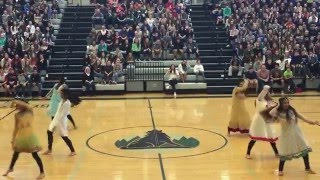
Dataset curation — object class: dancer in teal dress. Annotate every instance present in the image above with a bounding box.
[46,78,77,129]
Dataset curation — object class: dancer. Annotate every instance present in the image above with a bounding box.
[269,97,319,176]
[228,79,251,135]
[246,85,279,159]
[46,78,77,129]
[43,88,76,156]
[3,100,45,179]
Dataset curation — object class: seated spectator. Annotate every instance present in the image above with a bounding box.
[178,60,191,83]
[165,64,179,98]
[141,38,152,60]
[82,66,95,96]
[306,51,319,79]
[193,59,204,83]
[0,69,6,89]
[270,63,284,94]
[245,66,258,93]
[283,67,296,94]
[152,39,162,60]
[98,40,108,57]
[4,67,18,96]
[257,64,270,92]
[103,60,113,84]
[185,38,199,59]
[265,59,276,71]
[16,70,29,98]
[172,37,185,60]
[228,56,243,77]
[28,68,42,97]
[131,38,141,61]
[112,58,123,84]
[92,8,104,27]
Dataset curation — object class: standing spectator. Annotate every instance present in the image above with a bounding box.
[193,59,205,83]
[28,68,42,97]
[257,64,270,92]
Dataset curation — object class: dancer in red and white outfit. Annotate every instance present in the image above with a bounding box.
[246,85,279,159]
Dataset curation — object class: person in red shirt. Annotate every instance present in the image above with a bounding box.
[4,67,18,96]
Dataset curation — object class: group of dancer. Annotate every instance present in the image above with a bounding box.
[2,78,80,179]
[228,79,320,176]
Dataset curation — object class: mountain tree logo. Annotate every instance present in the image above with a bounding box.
[115,129,199,149]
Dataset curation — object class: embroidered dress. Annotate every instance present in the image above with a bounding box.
[249,90,278,142]
[228,80,251,133]
[47,83,61,117]
[278,110,312,161]
[13,111,42,153]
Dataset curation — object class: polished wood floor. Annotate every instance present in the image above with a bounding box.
[1,96,320,180]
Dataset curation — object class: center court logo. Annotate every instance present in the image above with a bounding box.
[115,129,199,149]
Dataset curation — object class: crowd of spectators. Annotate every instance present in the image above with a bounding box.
[0,0,58,97]
[83,0,198,93]
[205,0,320,93]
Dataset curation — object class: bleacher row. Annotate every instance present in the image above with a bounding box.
[93,59,207,93]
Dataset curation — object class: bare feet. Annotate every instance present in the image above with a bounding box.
[306,169,316,174]
[245,154,251,159]
[3,169,13,176]
[42,150,52,155]
[278,171,283,176]
[36,173,45,179]
[74,126,78,130]
[69,152,76,156]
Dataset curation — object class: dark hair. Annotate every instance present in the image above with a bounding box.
[60,88,69,100]
[277,97,298,122]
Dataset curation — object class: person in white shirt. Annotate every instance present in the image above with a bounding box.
[178,60,191,83]
[193,59,204,83]
[165,64,179,98]
[43,88,76,156]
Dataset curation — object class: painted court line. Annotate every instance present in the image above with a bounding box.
[158,153,167,180]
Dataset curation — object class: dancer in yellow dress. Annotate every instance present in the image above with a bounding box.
[3,99,45,179]
[228,79,251,135]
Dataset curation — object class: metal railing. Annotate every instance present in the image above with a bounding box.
[126,61,165,81]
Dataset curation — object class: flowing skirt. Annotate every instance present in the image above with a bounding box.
[278,123,312,161]
[249,113,278,142]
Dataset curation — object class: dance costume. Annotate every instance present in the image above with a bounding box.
[246,86,279,157]
[4,100,44,179]
[228,79,251,134]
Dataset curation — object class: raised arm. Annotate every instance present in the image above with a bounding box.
[257,85,270,101]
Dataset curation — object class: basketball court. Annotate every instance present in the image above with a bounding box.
[1,95,320,180]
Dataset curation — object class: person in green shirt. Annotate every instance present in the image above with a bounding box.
[131,38,141,61]
[283,67,295,93]
[223,6,232,18]
[98,40,107,56]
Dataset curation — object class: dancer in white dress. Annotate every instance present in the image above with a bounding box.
[246,85,279,159]
[269,97,319,176]
[43,88,76,156]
